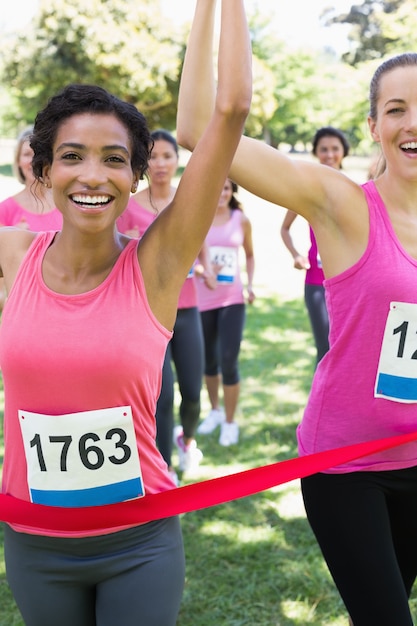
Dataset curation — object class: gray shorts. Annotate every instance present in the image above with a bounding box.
[4,516,185,626]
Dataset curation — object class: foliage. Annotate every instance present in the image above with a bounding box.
[270,51,339,149]
[3,0,412,152]
[246,12,365,150]
[1,0,184,132]
[378,0,417,55]
[323,0,416,66]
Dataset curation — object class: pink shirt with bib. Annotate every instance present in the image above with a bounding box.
[196,209,245,312]
[297,181,417,472]
[0,232,175,537]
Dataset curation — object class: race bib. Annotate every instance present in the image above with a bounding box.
[210,246,238,284]
[19,406,144,507]
[375,302,417,402]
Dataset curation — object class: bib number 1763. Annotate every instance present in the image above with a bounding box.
[30,428,131,472]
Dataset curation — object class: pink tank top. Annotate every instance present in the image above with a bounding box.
[305,227,324,285]
[118,197,198,309]
[196,209,245,312]
[117,196,156,235]
[297,181,417,472]
[0,196,62,231]
[0,232,175,537]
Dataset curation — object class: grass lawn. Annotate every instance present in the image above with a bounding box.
[0,158,417,624]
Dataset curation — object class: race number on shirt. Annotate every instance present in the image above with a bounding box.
[19,406,144,507]
[210,246,238,284]
[375,302,417,402]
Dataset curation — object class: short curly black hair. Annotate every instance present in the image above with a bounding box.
[31,83,153,181]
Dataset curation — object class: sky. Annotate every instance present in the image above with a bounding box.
[162,0,353,53]
[1,0,353,54]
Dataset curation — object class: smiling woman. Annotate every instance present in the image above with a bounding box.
[39,112,138,253]
[177,9,417,620]
[0,0,251,623]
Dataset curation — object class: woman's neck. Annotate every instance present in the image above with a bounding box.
[213,205,232,225]
[42,228,128,295]
[134,182,176,214]
[14,184,55,214]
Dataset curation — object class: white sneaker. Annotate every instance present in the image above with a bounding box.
[173,425,203,473]
[219,421,239,447]
[197,408,225,434]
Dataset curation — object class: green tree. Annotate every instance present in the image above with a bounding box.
[245,8,283,142]
[246,6,370,151]
[1,0,184,132]
[0,0,377,155]
[323,0,406,65]
[247,9,328,149]
[378,0,417,54]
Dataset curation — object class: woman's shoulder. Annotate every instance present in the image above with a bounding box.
[232,208,250,227]
[0,227,40,244]
[239,210,251,224]
[0,227,38,261]
[0,195,21,211]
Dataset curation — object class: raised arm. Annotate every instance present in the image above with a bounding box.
[169,0,251,255]
[176,1,360,225]
[176,0,216,150]
[139,0,252,328]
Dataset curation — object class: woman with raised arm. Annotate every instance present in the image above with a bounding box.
[280,126,350,366]
[177,6,417,625]
[0,1,251,625]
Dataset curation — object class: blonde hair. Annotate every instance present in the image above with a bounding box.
[13,125,34,184]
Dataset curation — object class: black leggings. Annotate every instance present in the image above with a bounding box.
[301,467,417,625]
[200,303,245,384]
[4,516,185,626]
[156,307,204,465]
[304,283,329,364]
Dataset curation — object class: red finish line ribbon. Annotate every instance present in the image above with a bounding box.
[2,430,417,532]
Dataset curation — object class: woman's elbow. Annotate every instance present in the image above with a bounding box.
[217,96,251,128]
[176,125,197,152]
[177,111,208,152]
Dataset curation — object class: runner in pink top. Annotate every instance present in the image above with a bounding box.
[179,17,417,622]
[0,3,251,622]
[0,127,62,309]
[0,232,174,533]
[298,180,417,472]
[195,178,255,447]
[0,126,62,231]
[118,130,216,481]
[280,127,350,366]
[0,196,62,230]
